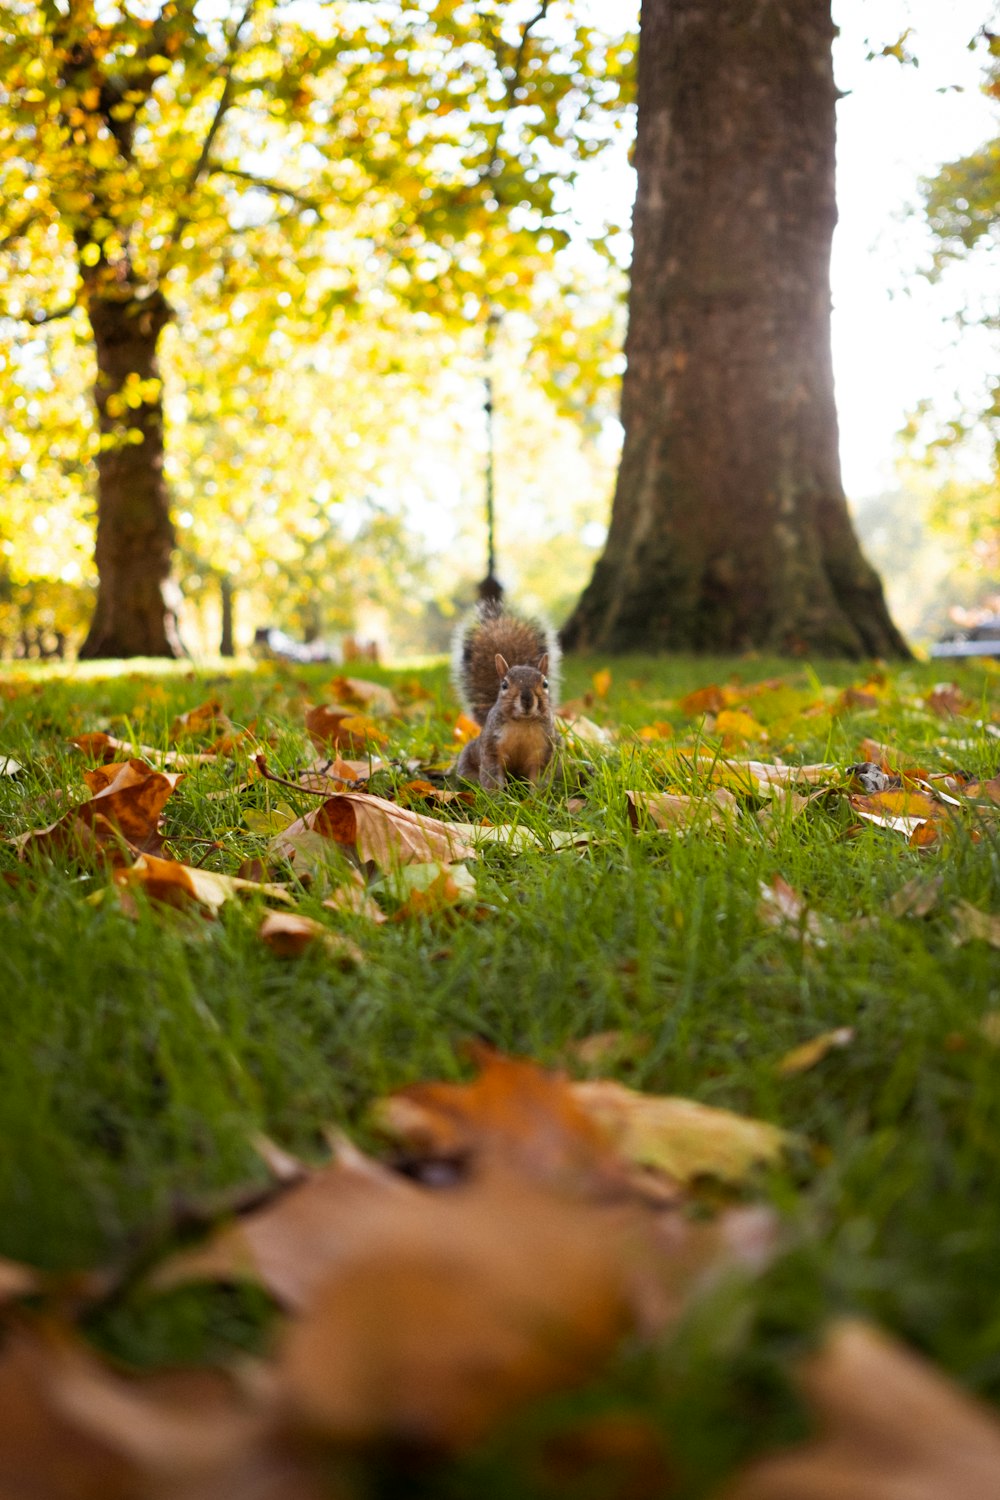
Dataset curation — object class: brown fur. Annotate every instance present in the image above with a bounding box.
[453,608,560,789]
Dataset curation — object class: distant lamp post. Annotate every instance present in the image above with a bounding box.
[477,307,503,606]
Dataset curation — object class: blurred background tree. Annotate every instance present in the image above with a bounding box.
[0,0,631,657]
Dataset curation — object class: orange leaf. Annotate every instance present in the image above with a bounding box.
[591,668,612,699]
[453,712,482,746]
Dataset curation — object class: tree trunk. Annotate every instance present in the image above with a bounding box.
[220,575,235,657]
[563,0,909,659]
[78,288,182,659]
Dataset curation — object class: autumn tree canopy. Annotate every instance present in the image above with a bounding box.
[1,0,631,657]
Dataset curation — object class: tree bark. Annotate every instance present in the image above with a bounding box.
[563,0,909,659]
[78,288,182,659]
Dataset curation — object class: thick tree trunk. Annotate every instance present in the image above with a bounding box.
[78,288,181,659]
[563,0,909,659]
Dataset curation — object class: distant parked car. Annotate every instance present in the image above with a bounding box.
[930,616,1000,658]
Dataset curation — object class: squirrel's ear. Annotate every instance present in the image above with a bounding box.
[495,654,509,678]
[537,653,549,675]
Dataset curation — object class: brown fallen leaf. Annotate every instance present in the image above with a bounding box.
[924,682,970,717]
[322,871,387,924]
[271,792,476,869]
[170,699,231,741]
[149,1137,423,1309]
[373,1049,618,1188]
[70,731,218,769]
[626,788,739,833]
[16,760,183,863]
[378,1051,792,1191]
[775,1028,854,1077]
[0,1322,273,1500]
[325,676,398,715]
[717,1318,1000,1500]
[305,705,388,754]
[116,853,292,914]
[276,1165,634,1452]
[258,911,363,966]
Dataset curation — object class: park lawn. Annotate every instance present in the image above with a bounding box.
[0,649,998,1497]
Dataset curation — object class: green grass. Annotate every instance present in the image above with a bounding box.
[1,651,998,1495]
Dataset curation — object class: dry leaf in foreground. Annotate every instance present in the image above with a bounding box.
[276,1166,634,1451]
[116,854,291,915]
[377,1050,792,1190]
[271,792,475,869]
[718,1318,1000,1500]
[0,1323,284,1500]
[258,911,363,966]
[16,761,183,862]
[573,1080,793,1186]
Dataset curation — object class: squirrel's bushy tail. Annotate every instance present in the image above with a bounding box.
[452,600,561,725]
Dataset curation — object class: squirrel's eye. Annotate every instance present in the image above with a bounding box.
[542,678,549,690]
[501,678,509,690]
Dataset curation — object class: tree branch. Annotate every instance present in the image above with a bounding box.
[3,302,79,326]
[206,163,323,212]
[165,0,258,254]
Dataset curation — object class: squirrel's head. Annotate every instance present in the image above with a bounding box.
[494,653,551,719]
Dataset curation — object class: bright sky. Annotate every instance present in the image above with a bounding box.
[831,0,998,496]
[580,0,999,500]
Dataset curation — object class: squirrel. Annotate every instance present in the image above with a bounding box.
[452,601,560,790]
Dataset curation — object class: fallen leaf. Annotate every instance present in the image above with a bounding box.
[170,699,230,740]
[757,876,829,946]
[276,1166,633,1452]
[373,1049,617,1188]
[115,853,292,913]
[776,1029,854,1076]
[679,684,731,717]
[16,761,183,862]
[0,1324,272,1500]
[716,709,767,743]
[452,712,482,745]
[0,756,23,776]
[924,682,969,717]
[0,1257,40,1302]
[258,910,363,966]
[573,1080,793,1186]
[390,861,478,920]
[272,792,476,869]
[322,872,386,924]
[326,676,398,714]
[718,1318,1000,1500]
[626,789,738,833]
[305,705,387,754]
[592,668,612,699]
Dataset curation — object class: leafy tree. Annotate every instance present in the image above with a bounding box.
[563,0,909,658]
[1,0,630,657]
[914,29,1000,600]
